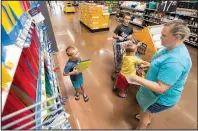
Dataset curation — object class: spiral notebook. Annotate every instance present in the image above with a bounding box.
[77,59,92,73]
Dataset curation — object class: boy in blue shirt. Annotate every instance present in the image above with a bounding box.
[63,46,89,102]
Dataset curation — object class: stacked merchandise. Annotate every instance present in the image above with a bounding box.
[174,2,197,46]
[118,1,146,28]
[163,1,197,47]
[104,1,119,15]
[1,1,71,130]
[117,1,197,47]
[79,3,110,30]
[143,1,166,27]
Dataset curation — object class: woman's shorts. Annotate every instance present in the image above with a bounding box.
[147,103,174,113]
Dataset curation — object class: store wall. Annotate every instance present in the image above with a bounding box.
[39,1,58,52]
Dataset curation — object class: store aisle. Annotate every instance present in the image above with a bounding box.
[47,3,197,129]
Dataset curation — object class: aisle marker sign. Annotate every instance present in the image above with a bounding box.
[28,7,45,24]
[28,7,39,17]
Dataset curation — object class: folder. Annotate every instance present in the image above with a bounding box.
[2,65,13,89]
[77,59,92,73]
[2,5,14,33]
[2,1,16,27]
[8,1,23,18]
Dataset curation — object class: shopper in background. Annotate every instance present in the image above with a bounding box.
[47,1,51,8]
[128,20,192,129]
[111,12,134,81]
[63,46,89,102]
[113,12,133,42]
[113,43,150,98]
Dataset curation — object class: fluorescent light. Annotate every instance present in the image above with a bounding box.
[67,30,75,42]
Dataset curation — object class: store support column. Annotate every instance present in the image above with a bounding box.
[38,1,58,52]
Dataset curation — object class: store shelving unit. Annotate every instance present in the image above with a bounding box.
[116,1,198,47]
[2,1,72,130]
[104,1,119,15]
[130,21,144,28]
[2,18,33,112]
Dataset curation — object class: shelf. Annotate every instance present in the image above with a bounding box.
[144,15,162,20]
[184,40,198,47]
[40,49,47,123]
[190,33,198,37]
[35,27,47,129]
[166,12,198,18]
[130,21,144,28]
[120,6,145,12]
[110,12,117,15]
[177,8,197,12]
[143,19,160,25]
[1,19,33,112]
[188,25,198,29]
[177,14,197,18]
[121,10,143,17]
[145,8,157,11]
[131,13,143,17]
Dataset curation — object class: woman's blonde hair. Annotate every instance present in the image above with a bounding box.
[164,20,191,40]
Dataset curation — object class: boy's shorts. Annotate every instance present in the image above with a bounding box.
[115,73,128,91]
[71,77,84,88]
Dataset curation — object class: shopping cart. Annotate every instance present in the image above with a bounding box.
[111,38,147,81]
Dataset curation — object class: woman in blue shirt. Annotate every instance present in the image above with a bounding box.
[129,20,192,129]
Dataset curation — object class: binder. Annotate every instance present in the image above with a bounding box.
[2,1,16,28]
[8,1,27,29]
[10,85,35,112]
[77,59,92,73]
[2,6,14,33]
[1,3,20,46]
[7,1,23,18]
[2,65,13,89]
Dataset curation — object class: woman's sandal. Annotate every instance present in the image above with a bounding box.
[118,93,127,98]
[83,94,89,102]
[135,114,151,125]
[75,93,80,101]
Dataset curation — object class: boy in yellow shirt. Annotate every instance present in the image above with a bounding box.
[113,44,150,98]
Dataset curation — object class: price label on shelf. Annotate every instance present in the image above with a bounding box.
[16,39,25,47]
[20,32,27,40]
[22,29,29,36]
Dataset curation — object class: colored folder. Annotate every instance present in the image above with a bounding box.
[77,59,92,73]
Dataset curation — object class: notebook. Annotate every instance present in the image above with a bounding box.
[77,59,92,73]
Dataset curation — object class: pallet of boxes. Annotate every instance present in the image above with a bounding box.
[79,3,110,32]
